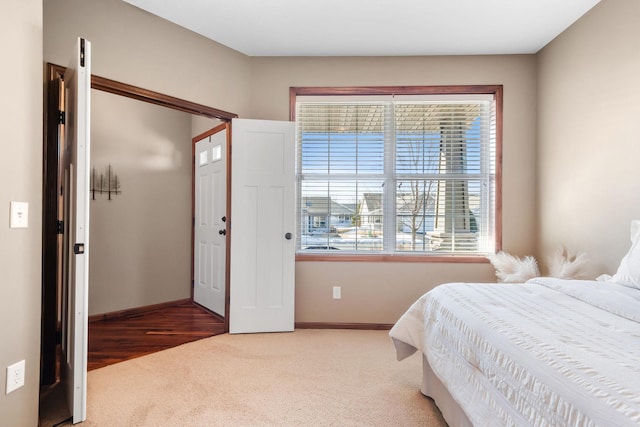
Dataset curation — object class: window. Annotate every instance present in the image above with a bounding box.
[291,86,502,260]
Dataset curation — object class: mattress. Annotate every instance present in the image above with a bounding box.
[389,278,640,426]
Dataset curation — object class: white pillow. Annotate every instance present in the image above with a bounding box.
[607,220,640,289]
[487,251,540,283]
[547,246,589,279]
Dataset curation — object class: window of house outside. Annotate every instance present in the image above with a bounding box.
[291,86,502,261]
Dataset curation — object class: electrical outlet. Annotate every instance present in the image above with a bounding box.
[6,360,25,394]
[333,286,341,299]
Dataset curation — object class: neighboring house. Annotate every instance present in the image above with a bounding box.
[301,197,355,233]
[358,193,383,232]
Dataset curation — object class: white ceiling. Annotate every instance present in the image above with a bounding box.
[123,0,601,57]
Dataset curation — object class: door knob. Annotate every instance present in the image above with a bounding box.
[219,229,226,236]
[285,232,292,240]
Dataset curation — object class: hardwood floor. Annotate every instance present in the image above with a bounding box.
[39,303,223,426]
[88,302,225,370]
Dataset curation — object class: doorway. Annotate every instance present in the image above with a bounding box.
[193,123,230,323]
[41,62,237,396]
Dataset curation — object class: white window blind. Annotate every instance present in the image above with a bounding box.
[296,92,498,256]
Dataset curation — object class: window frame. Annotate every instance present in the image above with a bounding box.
[290,85,502,263]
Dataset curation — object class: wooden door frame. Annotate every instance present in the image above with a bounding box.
[41,63,237,385]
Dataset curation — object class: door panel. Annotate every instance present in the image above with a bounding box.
[229,118,295,334]
[194,124,228,316]
[61,37,91,424]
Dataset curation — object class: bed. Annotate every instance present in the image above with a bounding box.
[389,220,640,427]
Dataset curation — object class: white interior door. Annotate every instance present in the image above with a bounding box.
[61,37,91,424]
[229,118,296,334]
[194,124,228,316]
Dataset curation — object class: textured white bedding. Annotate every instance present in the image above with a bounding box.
[390,278,640,426]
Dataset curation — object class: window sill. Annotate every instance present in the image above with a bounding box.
[295,253,490,263]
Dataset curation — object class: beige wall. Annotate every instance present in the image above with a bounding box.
[44,0,251,117]
[44,0,251,314]
[250,55,538,322]
[192,116,223,138]
[40,1,541,325]
[47,0,619,324]
[0,1,42,425]
[537,0,640,277]
[89,90,193,315]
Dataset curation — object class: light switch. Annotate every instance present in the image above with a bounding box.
[10,202,28,228]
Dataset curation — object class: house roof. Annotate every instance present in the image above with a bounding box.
[396,192,436,215]
[302,197,354,215]
[360,193,383,215]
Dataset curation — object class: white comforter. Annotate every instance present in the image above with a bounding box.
[389,278,640,426]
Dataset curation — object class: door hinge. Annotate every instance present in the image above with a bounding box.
[58,111,65,125]
[56,220,64,235]
[80,38,85,67]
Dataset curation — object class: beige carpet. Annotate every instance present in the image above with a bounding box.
[69,329,447,426]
